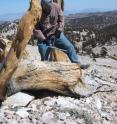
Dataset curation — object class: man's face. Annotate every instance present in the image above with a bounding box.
[41,0,52,14]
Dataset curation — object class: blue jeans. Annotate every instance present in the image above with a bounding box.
[37,33,80,63]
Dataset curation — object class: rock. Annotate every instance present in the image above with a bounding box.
[7,119,18,124]
[72,82,93,97]
[111,117,117,124]
[16,109,29,118]
[30,104,37,111]
[58,112,67,120]
[86,98,91,104]
[65,120,80,124]
[0,112,4,119]
[95,98,102,110]
[41,112,57,124]
[3,92,34,107]
[56,97,77,109]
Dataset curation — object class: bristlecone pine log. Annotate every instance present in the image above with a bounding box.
[0,39,29,62]
[0,40,90,98]
[0,40,92,98]
[7,61,84,97]
[0,0,42,101]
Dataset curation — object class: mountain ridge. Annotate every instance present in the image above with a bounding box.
[0,9,117,21]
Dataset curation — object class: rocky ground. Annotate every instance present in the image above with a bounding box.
[0,45,117,124]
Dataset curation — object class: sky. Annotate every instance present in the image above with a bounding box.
[0,0,117,15]
[65,0,117,11]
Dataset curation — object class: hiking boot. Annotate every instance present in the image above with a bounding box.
[80,64,90,69]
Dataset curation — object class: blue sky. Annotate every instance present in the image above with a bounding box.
[65,0,117,11]
[0,0,117,15]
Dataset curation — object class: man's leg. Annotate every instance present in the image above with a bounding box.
[55,33,80,63]
[37,41,51,61]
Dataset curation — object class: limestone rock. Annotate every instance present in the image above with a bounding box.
[3,92,34,107]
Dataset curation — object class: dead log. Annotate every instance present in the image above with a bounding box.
[7,61,84,96]
[0,38,30,62]
[0,0,42,101]
[50,48,70,62]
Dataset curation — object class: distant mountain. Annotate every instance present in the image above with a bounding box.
[0,13,23,21]
[0,20,19,39]
[66,10,117,19]
[0,21,7,25]
[65,10,117,30]
[64,9,102,16]
[1,9,116,20]
[64,8,116,15]
[79,8,115,13]
[64,10,117,54]
[80,8,102,13]
[64,10,77,15]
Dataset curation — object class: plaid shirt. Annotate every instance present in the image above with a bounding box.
[34,3,64,40]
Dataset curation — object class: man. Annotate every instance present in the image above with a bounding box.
[34,0,89,69]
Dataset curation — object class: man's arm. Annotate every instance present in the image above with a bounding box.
[33,29,46,41]
[55,5,64,38]
[34,22,46,41]
[57,6,64,32]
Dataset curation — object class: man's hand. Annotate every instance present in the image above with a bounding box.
[33,29,46,41]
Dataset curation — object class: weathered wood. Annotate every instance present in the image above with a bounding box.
[0,41,84,97]
[50,49,70,62]
[8,61,82,96]
[0,0,42,101]
[0,38,29,62]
